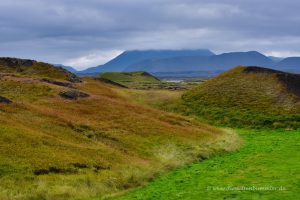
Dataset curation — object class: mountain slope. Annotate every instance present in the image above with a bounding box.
[274,57,300,72]
[79,49,215,74]
[0,58,237,199]
[180,66,300,128]
[125,51,275,72]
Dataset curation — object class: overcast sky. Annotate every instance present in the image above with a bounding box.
[0,0,300,70]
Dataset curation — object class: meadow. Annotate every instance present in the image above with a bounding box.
[108,129,300,200]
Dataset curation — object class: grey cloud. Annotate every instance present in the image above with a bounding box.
[0,0,299,69]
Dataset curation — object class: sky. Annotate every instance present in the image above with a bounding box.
[0,0,300,70]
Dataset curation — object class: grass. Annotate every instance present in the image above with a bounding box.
[0,73,238,200]
[179,66,300,129]
[1,62,298,200]
[0,61,79,82]
[116,89,183,110]
[108,129,300,200]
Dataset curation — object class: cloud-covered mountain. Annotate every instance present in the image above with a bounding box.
[77,50,300,75]
[124,51,274,72]
[79,49,215,74]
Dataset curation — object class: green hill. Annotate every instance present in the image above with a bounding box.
[98,71,160,88]
[0,59,238,199]
[180,66,300,128]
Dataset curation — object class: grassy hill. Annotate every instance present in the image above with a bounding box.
[98,71,189,90]
[0,58,239,199]
[179,66,300,128]
[99,71,159,83]
[0,57,80,83]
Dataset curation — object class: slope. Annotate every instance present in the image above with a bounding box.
[0,58,238,199]
[180,66,300,128]
[0,57,80,83]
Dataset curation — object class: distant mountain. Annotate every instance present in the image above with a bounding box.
[268,56,284,62]
[54,64,78,73]
[125,51,274,72]
[79,49,215,74]
[274,57,300,72]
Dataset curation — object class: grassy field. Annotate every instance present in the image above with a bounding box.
[108,129,300,200]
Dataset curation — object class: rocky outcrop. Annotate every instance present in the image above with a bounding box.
[41,78,73,88]
[244,66,300,97]
[59,90,89,100]
[0,96,12,104]
[0,57,35,67]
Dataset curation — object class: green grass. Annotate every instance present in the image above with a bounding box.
[108,129,300,200]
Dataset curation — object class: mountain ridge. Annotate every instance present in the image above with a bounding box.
[124,51,274,72]
[79,49,215,74]
[78,50,299,75]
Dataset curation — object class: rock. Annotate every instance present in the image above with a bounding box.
[41,78,73,88]
[59,90,89,100]
[0,96,12,104]
[64,71,82,83]
[0,57,36,67]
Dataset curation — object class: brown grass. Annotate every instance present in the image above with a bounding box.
[0,75,239,200]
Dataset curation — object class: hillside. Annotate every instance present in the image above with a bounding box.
[0,57,80,83]
[0,59,238,199]
[125,51,274,72]
[79,49,215,74]
[180,66,300,128]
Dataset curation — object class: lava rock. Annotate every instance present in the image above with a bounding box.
[59,90,89,100]
[0,96,12,104]
[41,78,73,88]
